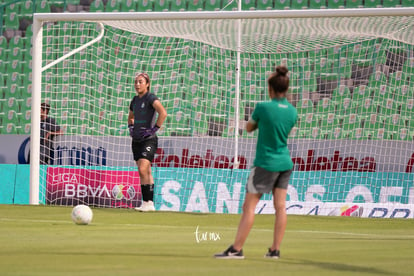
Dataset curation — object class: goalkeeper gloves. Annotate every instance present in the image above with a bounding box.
[138,125,160,139]
[128,124,134,137]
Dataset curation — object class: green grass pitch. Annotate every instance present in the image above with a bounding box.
[1,205,414,276]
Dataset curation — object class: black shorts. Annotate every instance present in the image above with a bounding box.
[246,167,292,194]
[131,137,158,162]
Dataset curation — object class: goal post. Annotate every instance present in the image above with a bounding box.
[30,9,414,218]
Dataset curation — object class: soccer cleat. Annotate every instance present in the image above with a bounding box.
[135,201,155,212]
[264,248,280,259]
[214,245,244,259]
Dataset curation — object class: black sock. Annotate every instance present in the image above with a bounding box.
[141,184,154,202]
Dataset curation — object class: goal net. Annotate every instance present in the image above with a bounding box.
[31,9,414,218]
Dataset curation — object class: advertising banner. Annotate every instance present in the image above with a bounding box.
[46,167,141,208]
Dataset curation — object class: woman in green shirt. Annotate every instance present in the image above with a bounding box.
[215,65,297,259]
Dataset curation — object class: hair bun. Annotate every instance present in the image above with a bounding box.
[275,65,288,76]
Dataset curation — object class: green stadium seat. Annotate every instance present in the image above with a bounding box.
[187,0,204,11]
[241,0,256,10]
[296,98,314,115]
[171,0,187,11]
[331,84,351,104]
[402,57,414,75]
[191,111,209,136]
[136,0,153,11]
[121,0,136,11]
[326,127,346,139]
[20,1,34,19]
[314,58,333,74]
[363,113,384,132]
[3,123,19,134]
[105,0,121,12]
[327,0,344,8]
[358,98,378,118]
[384,114,406,137]
[345,0,363,8]
[402,0,414,7]
[35,0,51,12]
[364,0,382,7]
[342,113,362,133]
[168,110,191,136]
[257,0,275,9]
[4,11,20,29]
[400,98,414,121]
[394,128,412,141]
[348,128,367,140]
[301,71,317,92]
[378,98,399,116]
[222,0,238,10]
[0,35,8,48]
[153,0,170,11]
[394,85,413,106]
[389,70,409,87]
[89,0,105,12]
[336,97,357,115]
[299,113,319,129]
[352,85,370,102]
[309,0,327,8]
[205,0,221,11]
[335,57,352,79]
[290,0,308,9]
[320,113,340,132]
[372,84,393,103]
[382,0,400,7]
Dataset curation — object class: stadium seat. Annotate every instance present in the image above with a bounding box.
[168,110,191,136]
[20,1,34,19]
[296,98,314,115]
[389,70,409,87]
[153,0,169,11]
[335,57,352,79]
[299,113,319,129]
[342,113,362,133]
[121,0,136,12]
[169,0,186,11]
[320,113,340,132]
[384,114,406,137]
[258,0,275,9]
[364,0,382,8]
[105,0,121,12]
[372,84,393,103]
[89,0,105,12]
[327,0,344,9]
[308,0,326,8]
[378,98,399,116]
[205,0,221,11]
[301,71,317,93]
[331,84,351,104]
[35,0,51,12]
[402,0,414,6]
[394,128,412,141]
[3,12,20,30]
[358,97,378,118]
[187,0,203,11]
[290,0,308,9]
[314,58,333,74]
[191,111,209,136]
[382,0,400,7]
[368,71,388,89]
[363,113,383,131]
[336,97,357,115]
[241,0,256,10]
[394,85,412,106]
[348,128,367,140]
[352,85,370,102]
[345,0,363,8]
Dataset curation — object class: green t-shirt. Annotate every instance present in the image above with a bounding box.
[251,97,298,172]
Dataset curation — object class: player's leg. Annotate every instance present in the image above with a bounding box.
[266,170,291,259]
[133,138,157,212]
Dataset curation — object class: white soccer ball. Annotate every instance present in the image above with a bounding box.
[71,204,93,225]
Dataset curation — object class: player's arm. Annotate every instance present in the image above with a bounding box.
[246,119,258,133]
[153,100,167,128]
[128,110,134,126]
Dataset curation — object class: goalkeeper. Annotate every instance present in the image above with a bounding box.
[215,66,297,259]
[128,72,167,212]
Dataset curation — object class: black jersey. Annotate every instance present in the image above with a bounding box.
[129,92,159,139]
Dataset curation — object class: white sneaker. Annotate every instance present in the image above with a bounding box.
[135,201,155,212]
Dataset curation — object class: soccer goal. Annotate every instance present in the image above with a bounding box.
[31,8,414,217]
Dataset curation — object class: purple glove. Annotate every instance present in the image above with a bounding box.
[138,125,160,138]
[128,124,134,137]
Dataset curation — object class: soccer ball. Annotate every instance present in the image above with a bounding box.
[71,205,93,225]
